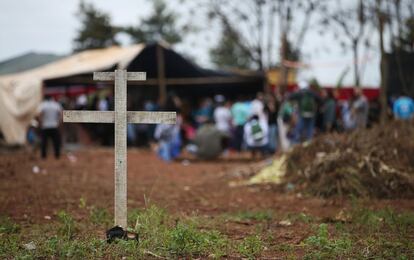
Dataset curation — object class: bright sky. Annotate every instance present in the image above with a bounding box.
[0,0,380,86]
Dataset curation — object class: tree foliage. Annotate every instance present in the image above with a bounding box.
[382,0,414,52]
[125,0,186,45]
[209,28,253,69]
[73,1,119,52]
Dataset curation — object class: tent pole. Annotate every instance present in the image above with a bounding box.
[157,44,167,106]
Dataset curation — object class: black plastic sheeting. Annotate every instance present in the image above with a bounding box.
[385,52,414,98]
[44,43,264,102]
[127,43,263,100]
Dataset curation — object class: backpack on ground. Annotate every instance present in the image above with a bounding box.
[251,120,264,142]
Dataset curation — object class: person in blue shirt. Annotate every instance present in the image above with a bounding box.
[393,96,414,120]
[193,98,214,128]
[231,96,250,151]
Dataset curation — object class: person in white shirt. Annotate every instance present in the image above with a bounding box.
[251,92,267,123]
[244,114,269,158]
[352,88,369,129]
[76,94,88,110]
[38,95,62,159]
[214,98,232,135]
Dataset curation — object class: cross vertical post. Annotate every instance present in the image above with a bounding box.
[114,69,127,228]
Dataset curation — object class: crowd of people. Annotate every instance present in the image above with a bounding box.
[153,82,414,161]
[31,83,414,161]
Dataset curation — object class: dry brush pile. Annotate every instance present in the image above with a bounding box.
[285,120,414,198]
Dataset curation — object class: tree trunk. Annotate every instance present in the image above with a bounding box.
[352,42,360,87]
[279,32,289,95]
[377,0,388,124]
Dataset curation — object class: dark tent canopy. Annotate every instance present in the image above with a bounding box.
[386,52,414,98]
[44,43,264,105]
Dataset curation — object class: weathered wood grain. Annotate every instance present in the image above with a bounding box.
[63,111,176,124]
[94,71,146,81]
[114,69,127,228]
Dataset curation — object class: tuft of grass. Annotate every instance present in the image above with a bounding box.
[89,207,112,226]
[107,239,141,258]
[78,197,87,209]
[275,243,295,252]
[350,204,414,236]
[288,212,314,224]
[237,234,263,259]
[132,205,170,252]
[57,210,76,240]
[168,222,227,257]
[303,223,352,259]
[0,233,21,258]
[131,205,228,258]
[30,236,106,259]
[346,204,414,258]
[229,210,273,222]
[0,216,20,234]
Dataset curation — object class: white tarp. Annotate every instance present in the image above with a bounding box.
[0,44,144,145]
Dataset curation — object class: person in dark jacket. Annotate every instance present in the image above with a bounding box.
[289,81,321,142]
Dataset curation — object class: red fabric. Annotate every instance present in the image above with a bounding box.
[45,85,97,99]
[324,87,380,101]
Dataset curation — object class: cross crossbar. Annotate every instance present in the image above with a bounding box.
[94,72,147,81]
[63,111,176,124]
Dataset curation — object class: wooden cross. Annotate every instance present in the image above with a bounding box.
[63,69,176,228]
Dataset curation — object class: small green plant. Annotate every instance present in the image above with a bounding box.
[57,210,76,240]
[304,223,352,259]
[133,205,170,252]
[237,235,263,259]
[167,223,227,257]
[351,206,383,231]
[89,207,111,226]
[0,233,20,258]
[0,216,20,234]
[78,197,87,209]
[128,205,229,258]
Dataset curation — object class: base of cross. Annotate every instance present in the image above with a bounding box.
[106,226,139,243]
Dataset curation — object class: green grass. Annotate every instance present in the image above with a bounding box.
[237,234,264,259]
[0,216,20,234]
[303,223,352,259]
[0,202,413,259]
[168,222,228,257]
[57,210,76,240]
[226,210,274,222]
[132,205,229,258]
[301,203,414,259]
[288,212,314,224]
[89,207,112,226]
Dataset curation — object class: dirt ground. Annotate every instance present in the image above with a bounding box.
[2,147,414,219]
[1,147,413,257]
